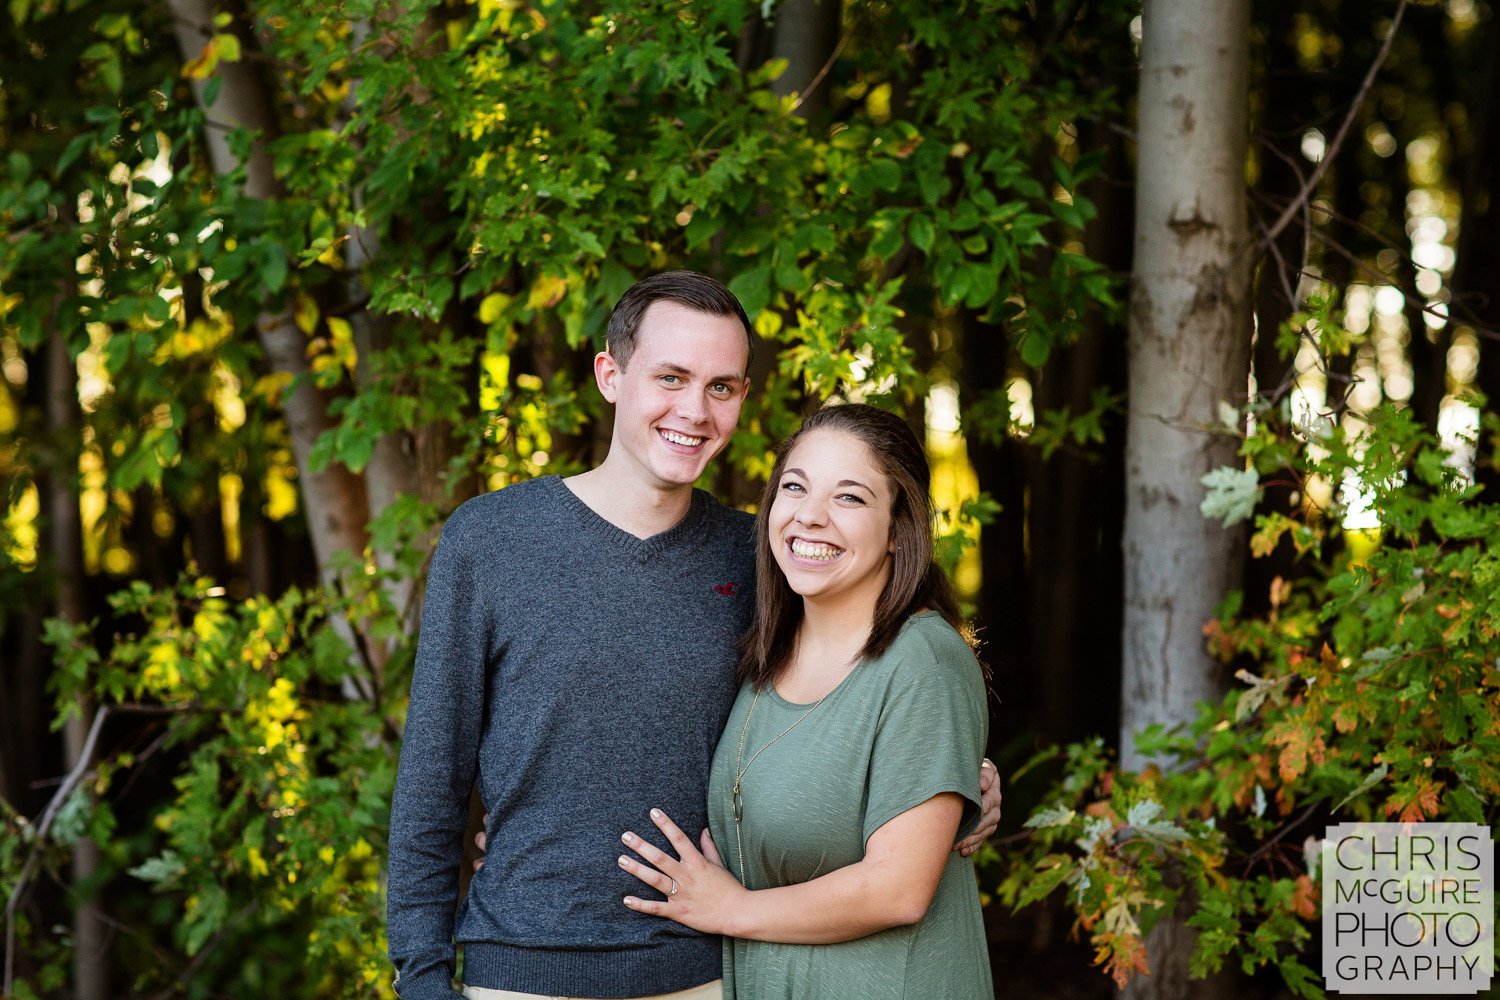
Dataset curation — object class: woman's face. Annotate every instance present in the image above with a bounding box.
[768,427,895,611]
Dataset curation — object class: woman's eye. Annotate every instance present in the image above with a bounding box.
[779,481,805,493]
[837,493,866,505]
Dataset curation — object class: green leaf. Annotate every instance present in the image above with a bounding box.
[867,157,901,192]
[909,213,935,254]
[1050,155,1072,189]
[129,850,187,886]
[1199,466,1261,527]
[869,222,904,260]
[1015,855,1074,907]
[727,265,772,318]
[1334,763,1389,813]
[1019,332,1050,368]
[1054,200,1085,229]
[685,212,719,249]
[1024,806,1076,829]
[260,243,288,295]
[55,134,93,176]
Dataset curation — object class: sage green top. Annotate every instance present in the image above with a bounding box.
[706,612,994,1000]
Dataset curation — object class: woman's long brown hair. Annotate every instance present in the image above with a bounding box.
[738,403,963,689]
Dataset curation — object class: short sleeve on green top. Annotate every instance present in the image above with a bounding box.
[705,612,993,1000]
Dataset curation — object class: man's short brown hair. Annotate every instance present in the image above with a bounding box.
[606,270,754,371]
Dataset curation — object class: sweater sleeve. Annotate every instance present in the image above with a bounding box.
[387,506,491,999]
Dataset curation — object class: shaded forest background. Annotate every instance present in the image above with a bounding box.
[3,0,1498,997]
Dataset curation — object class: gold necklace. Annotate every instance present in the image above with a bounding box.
[730,686,825,886]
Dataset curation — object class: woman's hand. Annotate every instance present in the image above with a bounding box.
[619,808,747,936]
[955,758,1002,857]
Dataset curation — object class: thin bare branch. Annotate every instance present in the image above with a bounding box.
[788,30,853,115]
[1257,0,1409,253]
[4,703,183,995]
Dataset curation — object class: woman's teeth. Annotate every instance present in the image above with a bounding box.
[790,539,842,561]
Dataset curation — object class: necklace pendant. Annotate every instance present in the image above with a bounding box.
[733,782,743,822]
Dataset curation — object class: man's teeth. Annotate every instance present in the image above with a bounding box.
[791,539,842,561]
[660,429,705,447]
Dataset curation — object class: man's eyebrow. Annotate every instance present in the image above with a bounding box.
[646,362,746,383]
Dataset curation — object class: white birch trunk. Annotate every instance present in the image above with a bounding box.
[1123,0,1251,766]
[166,0,372,584]
[1122,2,1252,993]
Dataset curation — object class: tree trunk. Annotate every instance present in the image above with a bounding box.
[961,311,1033,761]
[1122,1,1253,994]
[167,0,372,585]
[769,0,841,118]
[1242,18,1308,617]
[1452,5,1500,495]
[1025,110,1132,750]
[47,330,109,1000]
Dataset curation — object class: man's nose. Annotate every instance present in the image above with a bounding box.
[674,390,709,422]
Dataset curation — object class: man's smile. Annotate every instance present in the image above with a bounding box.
[659,429,707,448]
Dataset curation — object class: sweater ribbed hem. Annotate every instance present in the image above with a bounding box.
[461,938,721,999]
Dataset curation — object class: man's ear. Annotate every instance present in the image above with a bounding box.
[594,351,622,403]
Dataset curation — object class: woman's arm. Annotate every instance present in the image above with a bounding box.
[620,795,964,944]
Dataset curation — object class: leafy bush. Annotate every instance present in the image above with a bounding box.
[1000,372,1500,995]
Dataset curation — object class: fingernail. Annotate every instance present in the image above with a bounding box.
[618,855,629,868]
[624,896,637,906]
[622,832,634,844]
[650,808,662,819]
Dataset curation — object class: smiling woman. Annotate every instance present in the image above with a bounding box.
[767,427,895,618]
[618,403,994,1000]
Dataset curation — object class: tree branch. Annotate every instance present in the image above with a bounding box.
[3,704,183,996]
[1257,0,1408,252]
[788,29,853,116]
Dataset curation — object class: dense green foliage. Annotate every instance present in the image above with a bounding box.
[2,1,1118,996]
[4,0,1498,998]
[999,305,1500,993]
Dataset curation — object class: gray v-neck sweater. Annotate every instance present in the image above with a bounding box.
[387,475,755,998]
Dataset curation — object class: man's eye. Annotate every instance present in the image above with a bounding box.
[711,382,731,395]
[661,375,681,385]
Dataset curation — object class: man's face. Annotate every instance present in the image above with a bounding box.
[596,300,751,492]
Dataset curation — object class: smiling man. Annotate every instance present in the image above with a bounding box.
[386,272,997,1000]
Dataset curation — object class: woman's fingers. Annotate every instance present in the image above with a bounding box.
[700,828,724,868]
[648,808,698,857]
[618,852,676,896]
[623,895,668,915]
[621,829,679,873]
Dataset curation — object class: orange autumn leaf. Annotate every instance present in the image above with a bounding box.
[1292,874,1318,920]
[1093,931,1151,989]
[1384,779,1443,823]
[1269,718,1327,781]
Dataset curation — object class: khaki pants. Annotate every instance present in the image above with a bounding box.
[462,980,723,1000]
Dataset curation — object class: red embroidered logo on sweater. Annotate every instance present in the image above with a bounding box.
[714,582,739,596]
